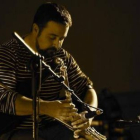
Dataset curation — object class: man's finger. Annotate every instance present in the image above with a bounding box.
[60,102,75,108]
[62,107,78,112]
[61,112,79,117]
[59,116,73,121]
[73,122,89,129]
[61,98,72,103]
[73,129,81,138]
[71,118,87,126]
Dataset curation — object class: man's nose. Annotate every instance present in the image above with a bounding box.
[53,39,61,50]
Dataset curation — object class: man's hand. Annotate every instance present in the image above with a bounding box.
[70,111,92,139]
[71,111,90,130]
[40,98,78,121]
[40,89,78,121]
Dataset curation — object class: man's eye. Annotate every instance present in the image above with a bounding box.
[49,36,56,40]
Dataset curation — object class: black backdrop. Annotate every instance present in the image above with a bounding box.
[0,0,140,139]
[0,0,140,93]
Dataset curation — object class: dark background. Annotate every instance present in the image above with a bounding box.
[0,0,140,139]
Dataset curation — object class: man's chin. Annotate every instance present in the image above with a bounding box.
[44,51,56,58]
[39,48,58,58]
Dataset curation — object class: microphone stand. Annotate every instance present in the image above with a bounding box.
[30,57,42,140]
[31,58,38,140]
[13,32,103,139]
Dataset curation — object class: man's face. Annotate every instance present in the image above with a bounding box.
[35,21,69,58]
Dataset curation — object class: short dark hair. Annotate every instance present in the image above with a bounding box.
[33,2,72,30]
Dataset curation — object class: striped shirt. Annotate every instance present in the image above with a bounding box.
[0,38,92,130]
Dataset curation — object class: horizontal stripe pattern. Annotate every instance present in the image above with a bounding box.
[0,38,92,129]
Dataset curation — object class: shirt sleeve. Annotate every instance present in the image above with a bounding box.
[0,45,18,115]
[66,52,93,97]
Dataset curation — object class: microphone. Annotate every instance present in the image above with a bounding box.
[81,109,103,119]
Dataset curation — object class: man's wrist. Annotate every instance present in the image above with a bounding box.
[40,100,48,115]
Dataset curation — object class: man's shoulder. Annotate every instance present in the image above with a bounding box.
[1,38,18,45]
[0,38,19,50]
[0,38,23,61]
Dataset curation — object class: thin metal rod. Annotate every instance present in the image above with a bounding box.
[32,65,38,140]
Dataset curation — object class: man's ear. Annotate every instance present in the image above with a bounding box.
[32,23,39,35]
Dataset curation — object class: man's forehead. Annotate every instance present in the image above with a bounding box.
[43,21,69,36]
[45,21,68,29]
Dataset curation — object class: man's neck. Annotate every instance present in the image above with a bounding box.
[24,33,37,52]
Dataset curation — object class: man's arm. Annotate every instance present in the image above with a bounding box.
[83,88,98,125]
[15,94,33,115]
[71,88,98,127]
[83,88,98,108]
[0,44,77,119]
[15,94,78,120]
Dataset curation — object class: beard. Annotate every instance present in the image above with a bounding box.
[36,41,58,58]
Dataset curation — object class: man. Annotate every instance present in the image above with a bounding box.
[0,2,98,140]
